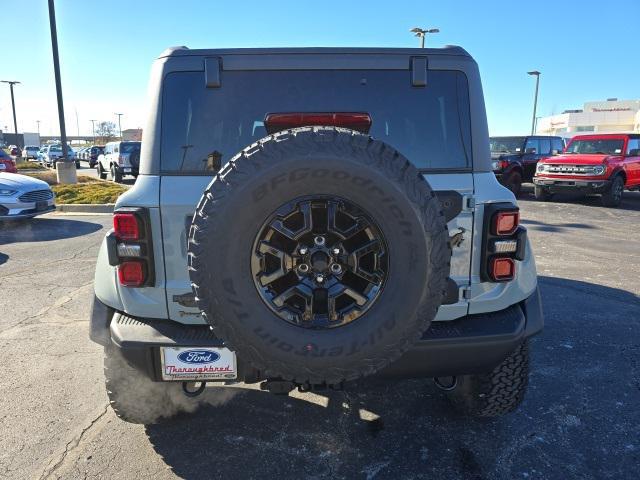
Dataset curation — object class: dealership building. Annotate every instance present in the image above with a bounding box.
[535,98,640,138]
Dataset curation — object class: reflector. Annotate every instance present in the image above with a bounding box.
[491,257,515,281]
[118,261,144,287]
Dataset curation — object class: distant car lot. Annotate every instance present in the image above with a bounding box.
[0,190,637,479]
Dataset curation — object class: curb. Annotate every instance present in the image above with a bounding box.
[56,203,114,214]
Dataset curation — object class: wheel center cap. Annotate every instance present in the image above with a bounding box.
[311,251,329,271]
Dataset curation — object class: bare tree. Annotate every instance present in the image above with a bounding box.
[95,121,117,144]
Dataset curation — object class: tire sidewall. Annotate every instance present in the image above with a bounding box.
[190,132,448,383]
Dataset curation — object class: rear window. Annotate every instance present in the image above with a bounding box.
[120,142,140,154]
[160,69,471,173]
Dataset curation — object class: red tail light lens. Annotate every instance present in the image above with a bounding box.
[113,213,140,240]
[490,257,515,281]
[493,211,520,236]
[264,112,372,134]
[117,261,145,287]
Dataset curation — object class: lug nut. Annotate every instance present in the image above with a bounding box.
[315,274,325,283]
[330,263,342,274]
[298,264,309,273]
[332,247,341,255]
[314,236,325,246]
[299,247,308,255]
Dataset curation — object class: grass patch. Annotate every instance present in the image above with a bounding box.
[16,161,45,170]
[20,171,126,204]
[52,182,126,204]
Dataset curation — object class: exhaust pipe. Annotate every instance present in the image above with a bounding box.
[182,381,207,397]
[433,376,457,391]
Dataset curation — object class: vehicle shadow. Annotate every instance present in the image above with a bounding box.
[520,218,597,233]
[144,276,640,479]
[519,183,640,212]
[0,217,103,245]
[0,252,7,265]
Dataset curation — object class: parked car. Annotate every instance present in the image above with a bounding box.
[41,144,63,167]
[0,172,56,219]
[490,135,565,195]
[534,133,640,207]
[21,145,40,160]
[36,147,46,163]
[96,141,140,182]
[0,149,17,173]
[89,45,542,424]
[9,146,21,156]
[87,145,104,168]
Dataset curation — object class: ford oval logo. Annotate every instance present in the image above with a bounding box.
[177,349,220,364]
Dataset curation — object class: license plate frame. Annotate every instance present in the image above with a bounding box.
[160,346,237,381]
[36,201,48,211]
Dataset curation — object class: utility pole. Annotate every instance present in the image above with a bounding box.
[1,80,20,147]
[48,0,76,183]
[115,113,123,139]
[527,71,541,135]
[410,27,439,48]
[36,120,40,135]
[75,108,79,137]
[90,119,96,144]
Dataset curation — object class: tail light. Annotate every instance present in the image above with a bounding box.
[481,203,526,282]
[264,112,372,134]
[107,207,155,287]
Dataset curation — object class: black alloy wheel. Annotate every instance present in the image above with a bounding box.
[251,196,388,329]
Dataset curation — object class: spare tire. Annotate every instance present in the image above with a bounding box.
[188,127,450,385]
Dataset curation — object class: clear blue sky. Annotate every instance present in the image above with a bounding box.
[1,0,639,137]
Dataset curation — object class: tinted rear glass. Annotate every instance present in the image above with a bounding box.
[120,142,140,154]
[161,70,471,173]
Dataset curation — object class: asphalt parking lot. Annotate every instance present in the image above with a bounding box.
[0,187,638,480]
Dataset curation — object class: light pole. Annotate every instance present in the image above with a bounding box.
[115,113,123,139]
[90,119,96,144]
[36,120,40,135]
[48,0,76,183]
[1,80,20,146]
[410,27,439,48]
[527,71,541,135]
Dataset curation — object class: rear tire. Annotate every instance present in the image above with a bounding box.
[97,164,107,180]
[505,171,522,196]
[601,175,624,207]
[534,185,553,201]
[446,341,530,417]
[111,164,123,183]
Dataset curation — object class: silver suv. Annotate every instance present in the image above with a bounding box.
[90,46,543,424]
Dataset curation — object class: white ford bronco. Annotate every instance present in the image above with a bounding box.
[90,46,543,423]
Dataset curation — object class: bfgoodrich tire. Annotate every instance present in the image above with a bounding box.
[188,127,450,385]
[446,341,530,417]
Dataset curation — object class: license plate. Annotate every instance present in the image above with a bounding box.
[36,201,48,211]
[160,346,237,381]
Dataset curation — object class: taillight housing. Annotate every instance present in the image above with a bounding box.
[481,203,526,282]
[107,208,155,288]
[264,112,372,134]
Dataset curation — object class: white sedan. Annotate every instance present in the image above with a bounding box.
[0,172,56,219]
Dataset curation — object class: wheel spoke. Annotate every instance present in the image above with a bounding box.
[252,196,388,329]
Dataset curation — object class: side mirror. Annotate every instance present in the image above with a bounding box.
[525,148,537,154]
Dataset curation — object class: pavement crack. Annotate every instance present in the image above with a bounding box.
[37,404,109,480]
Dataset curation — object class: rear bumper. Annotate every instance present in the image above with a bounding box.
[90,287,543,382]
[533,177,611,193]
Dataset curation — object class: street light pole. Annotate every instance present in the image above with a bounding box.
[36,120,40,135]
[48,0,76,183]
[90,119,96,143]
[115,113,123,139]
[527,71,541,135]
[410,27,440,48]
[1,80,20,146]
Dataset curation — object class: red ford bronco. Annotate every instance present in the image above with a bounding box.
[534,133,640,207]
